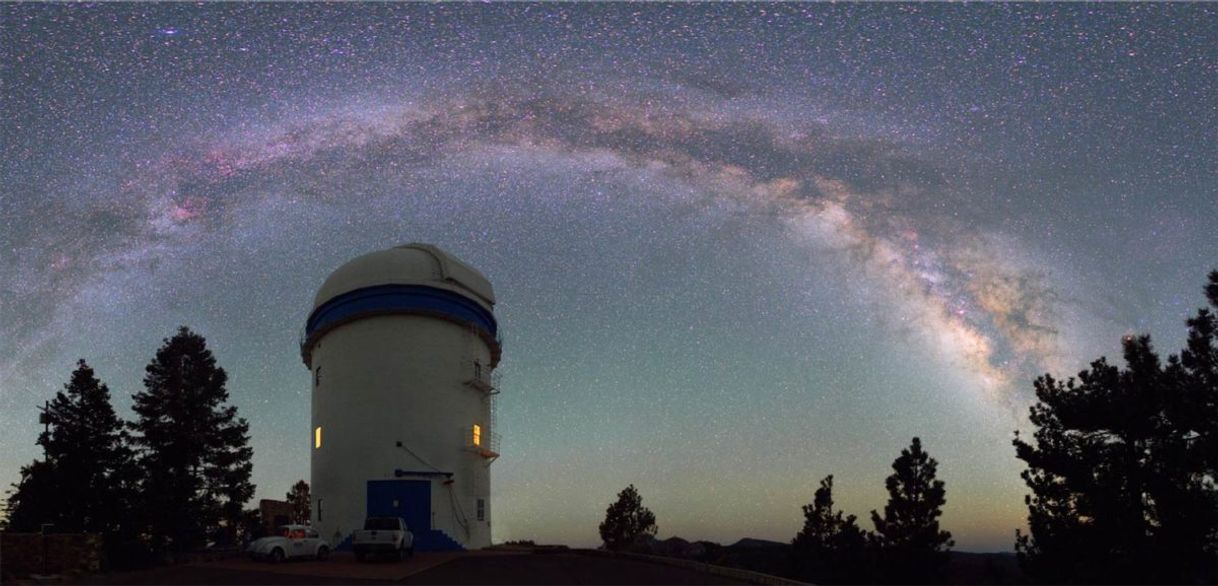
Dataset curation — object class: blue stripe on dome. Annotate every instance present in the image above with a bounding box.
[305,284,497,340]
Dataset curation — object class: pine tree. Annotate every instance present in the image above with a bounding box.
[1168,270,1218,483]
[130,327,255,551]
[1014,271,1218,584]
[598,484,657,551]
[5,360,135,534]
[286,480,311,525]
[1161,270,1218,580]
[792,475,870,584]
[4,460,59,532]
[238,507,263,541]
[870,437,953,584]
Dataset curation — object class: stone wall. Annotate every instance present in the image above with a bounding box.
[0,532,102,579]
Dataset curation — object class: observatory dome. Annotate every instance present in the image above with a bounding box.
[312,243,495,311]
[303,243,499,368]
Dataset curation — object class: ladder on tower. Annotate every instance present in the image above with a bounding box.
[462,325,501,465]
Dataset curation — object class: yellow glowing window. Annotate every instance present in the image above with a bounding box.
[472,424,481,446]
[314,426,322,449]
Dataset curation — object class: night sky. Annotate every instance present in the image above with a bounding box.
[2,3,1216,552]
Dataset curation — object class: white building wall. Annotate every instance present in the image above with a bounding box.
[310,314,493,548]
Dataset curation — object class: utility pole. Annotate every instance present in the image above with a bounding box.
[38,401,54,576]
[41,523,54,576]
[38,400,50,435]
[37,400,53,465]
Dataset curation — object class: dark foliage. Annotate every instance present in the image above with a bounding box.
[4,360,137,535]
[129,327,255,552]
[791,475,871,584]
[871,437,954,584]
[237,508,263,542]
[4,460,58,533]
[1014,271,1218,584]
[598,484,658,551]
[286,480,310,525]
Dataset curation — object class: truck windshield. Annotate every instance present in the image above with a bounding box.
[364,518,401,530]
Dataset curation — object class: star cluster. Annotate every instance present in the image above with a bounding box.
[2,4,1215,551]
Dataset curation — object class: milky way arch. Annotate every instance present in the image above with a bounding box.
[3,79,1063,410]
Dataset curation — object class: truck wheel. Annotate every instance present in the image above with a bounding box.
[394,545,404,561]
[270,548,284,563]
[407,545,415,558]
[316,546,329,560]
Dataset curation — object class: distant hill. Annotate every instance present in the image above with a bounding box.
[727,538,787,549]
[644,536,1025,585]
[714,538,791,577]
[942,552,1023,585]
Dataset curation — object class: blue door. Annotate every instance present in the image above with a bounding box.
[366,480,431,533]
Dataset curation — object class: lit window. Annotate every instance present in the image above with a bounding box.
[472,424,481,446]
[477,499,485,521]
[315,426,322,449]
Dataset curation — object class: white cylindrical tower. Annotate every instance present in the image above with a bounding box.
[303,243,501,551]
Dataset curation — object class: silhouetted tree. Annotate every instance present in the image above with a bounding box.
[130,327,255,552]
[1166,271,1218,487]
[870,437,953,584]
[599,484,657,551]
[4,360,136,535]
[4,460,58,533]
[238,507,263,543]
[286,480,310,525]
[1014,271,1218,584]
[792,475,871,584]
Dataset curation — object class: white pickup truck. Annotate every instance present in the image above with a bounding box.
[353,516,414,561]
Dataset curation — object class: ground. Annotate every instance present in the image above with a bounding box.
[399,552,744,585]
[51,551,751,585]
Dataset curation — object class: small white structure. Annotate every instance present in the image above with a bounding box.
[302,244,501,551]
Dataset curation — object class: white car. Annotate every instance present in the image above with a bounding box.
[353,517,414,561]
[247,524,330,562]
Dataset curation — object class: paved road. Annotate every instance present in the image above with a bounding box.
[401,552,747,585]
[67,564,392,585]
[59,551,750,585]
[65,551,455,585]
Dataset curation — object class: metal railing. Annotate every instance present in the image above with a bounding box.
[462,426,501,457]
[465,363,501,393]
[487,431,502,455]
